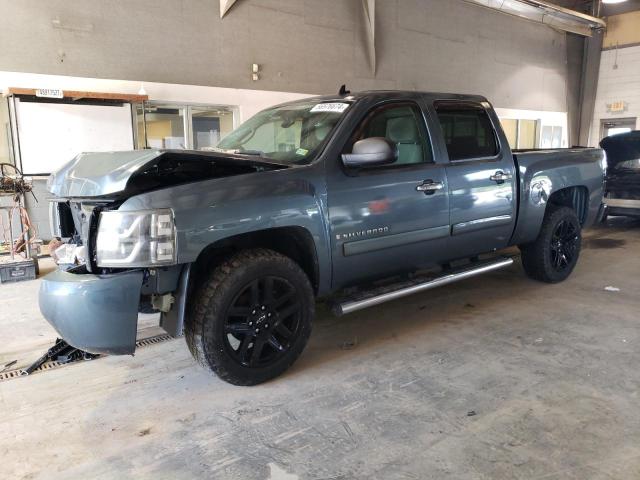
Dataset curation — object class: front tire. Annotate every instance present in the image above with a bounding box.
[520,205,582,283]
[185,249,314,386]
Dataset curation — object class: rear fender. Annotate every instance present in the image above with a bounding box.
[511,149,604,245]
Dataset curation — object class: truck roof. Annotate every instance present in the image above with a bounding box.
[279,90,490,106]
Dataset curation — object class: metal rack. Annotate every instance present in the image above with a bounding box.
[0,163,38,282]
[0,195,32,261]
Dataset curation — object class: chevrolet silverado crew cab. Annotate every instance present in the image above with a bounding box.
[41,90,606,385]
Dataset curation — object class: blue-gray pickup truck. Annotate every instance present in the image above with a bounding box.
[41,90,606,385]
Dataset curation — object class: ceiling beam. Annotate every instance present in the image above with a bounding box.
[220,0,239,18]
[462,0,605,36]
[362,0,376,74]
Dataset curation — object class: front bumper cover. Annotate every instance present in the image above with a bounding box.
[39,268,144,355]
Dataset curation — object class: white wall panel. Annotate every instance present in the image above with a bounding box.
[591,45,640,146]
[16,101,134,175]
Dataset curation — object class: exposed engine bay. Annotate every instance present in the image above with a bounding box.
[125,151,285,197]
[48,150,286,271]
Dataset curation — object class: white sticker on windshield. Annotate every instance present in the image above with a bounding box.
[310,103,349,113]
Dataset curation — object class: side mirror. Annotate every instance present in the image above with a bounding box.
[342,137,397,168]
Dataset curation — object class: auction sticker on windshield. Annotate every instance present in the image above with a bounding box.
[310,103,350,113]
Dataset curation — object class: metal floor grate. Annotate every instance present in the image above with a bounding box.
[136,334,172,348]
[0,333,175,382]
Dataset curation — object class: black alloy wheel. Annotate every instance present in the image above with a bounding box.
[520,205,582,283]
[185,249,314,386]
[224,276,302,368]
[549,219,579,273]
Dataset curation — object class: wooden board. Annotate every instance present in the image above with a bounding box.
[6,87,148,103]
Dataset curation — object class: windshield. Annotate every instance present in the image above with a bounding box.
[214,100,350,165]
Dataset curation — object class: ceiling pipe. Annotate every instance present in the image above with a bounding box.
[462,0,606,36]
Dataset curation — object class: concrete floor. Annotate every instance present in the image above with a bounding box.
[1,218,639,479]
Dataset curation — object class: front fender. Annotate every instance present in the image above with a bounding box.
[118,165,332,294]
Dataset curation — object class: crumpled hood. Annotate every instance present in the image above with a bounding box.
[47,149,286,198]
[47,150,164,197]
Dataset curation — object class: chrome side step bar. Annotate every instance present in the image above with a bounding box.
[333,256,515,316]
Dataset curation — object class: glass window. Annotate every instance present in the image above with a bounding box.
[607,127,632,137]
[349,104,432,165]
[540,125,563,148]
[191,106,235,149]
[602,118,637,140]
[140,104,186,149]
[216,101,348,165]
[435,102,499,160]
[136,103,238,150]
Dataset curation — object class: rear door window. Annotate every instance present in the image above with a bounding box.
[435,101,499,161]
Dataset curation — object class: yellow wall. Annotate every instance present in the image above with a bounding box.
[137,119,173,148]
[145,120,173,140]
[604,12,640,49]
[500,119,517,148]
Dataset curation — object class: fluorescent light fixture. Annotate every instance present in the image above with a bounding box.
[602,0,628,4]
[463,0,606,36]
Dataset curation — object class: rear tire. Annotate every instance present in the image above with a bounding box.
[185,249,314,386]
[520,205,582,283]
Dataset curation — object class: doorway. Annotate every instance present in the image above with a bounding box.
[601,117,637,140]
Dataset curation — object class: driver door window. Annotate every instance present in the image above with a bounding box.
[350,104,433,166]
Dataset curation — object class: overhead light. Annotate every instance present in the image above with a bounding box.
[463,0,606,36]
[602,0,627,4]
[138,84,147,96]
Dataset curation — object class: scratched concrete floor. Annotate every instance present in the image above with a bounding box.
[1,218,639,480]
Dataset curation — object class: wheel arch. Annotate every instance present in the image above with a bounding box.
[190,226,320,295]
[547,185,590,225]
[512,183,591,246]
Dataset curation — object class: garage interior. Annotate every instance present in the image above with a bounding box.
[1,0,640,478]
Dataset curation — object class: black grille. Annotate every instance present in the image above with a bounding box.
[57,202,75,237]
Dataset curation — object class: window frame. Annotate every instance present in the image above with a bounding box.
[433,100,503,163]
[137,101,239,150]
[340,100,436,175]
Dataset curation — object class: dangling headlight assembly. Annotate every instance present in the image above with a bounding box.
[96,209,176,267]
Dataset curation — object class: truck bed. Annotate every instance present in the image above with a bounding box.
[510,147,605,246]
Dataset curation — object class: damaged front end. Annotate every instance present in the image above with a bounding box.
[39,267,144,355]
[42,149,284,354]
[42,199,180,355]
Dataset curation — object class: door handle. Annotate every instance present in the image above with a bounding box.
[490,171,512,183]
[416,180,444,195]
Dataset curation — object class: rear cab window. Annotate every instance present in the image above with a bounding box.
[434,101,499,161]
